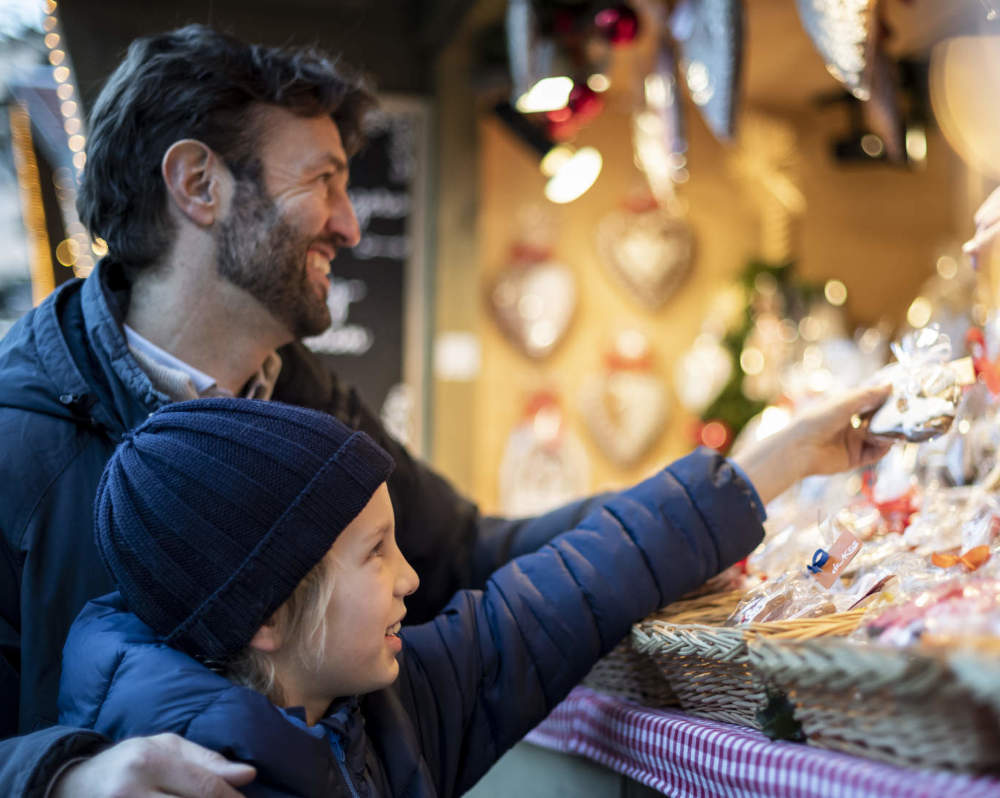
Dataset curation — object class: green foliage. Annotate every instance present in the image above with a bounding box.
[700,259,822,447]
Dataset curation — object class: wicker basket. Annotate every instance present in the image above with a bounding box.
[752,637,1000,772]
[581,590,746,708]
[631,606,865,729]
[582,638,678,707]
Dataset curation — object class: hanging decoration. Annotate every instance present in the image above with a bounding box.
[594,4,641,46]
[632,33,689,202]
[730,112,806,265]
[596,191,694,310]
[579,329,667,466]
[861,44,905,163]
[670,0,744,142]
[490,211,577,359]
[794,0,880,101]
[499,391,590,516]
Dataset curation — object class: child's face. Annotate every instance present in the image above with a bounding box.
[310,483,419,698]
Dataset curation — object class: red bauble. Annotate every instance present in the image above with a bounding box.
[545,82,604,141]
[568,82,603,119]
[594,4,639,46]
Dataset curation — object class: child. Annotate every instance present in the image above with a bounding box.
[56,394,881,796]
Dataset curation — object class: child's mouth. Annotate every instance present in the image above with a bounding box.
[385,622,401,637]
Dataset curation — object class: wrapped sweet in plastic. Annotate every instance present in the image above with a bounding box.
[902,485,971,554]
[868,326,969,442]
[859,579,1000,647]
[916,383,1000,488]
[726,573,838,625]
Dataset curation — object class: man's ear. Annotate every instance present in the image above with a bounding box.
[248,615,284,653]
[161,139,227,227]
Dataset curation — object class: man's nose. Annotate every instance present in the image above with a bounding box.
[328,195,361,249]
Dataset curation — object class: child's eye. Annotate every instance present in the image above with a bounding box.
[370,540,384,558]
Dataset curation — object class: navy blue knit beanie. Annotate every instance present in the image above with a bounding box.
[94,397,394,662]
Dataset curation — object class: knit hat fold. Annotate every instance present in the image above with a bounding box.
[94,397,394,662]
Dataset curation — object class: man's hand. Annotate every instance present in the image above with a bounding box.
[732,385,893,505]
[51,734,256,798]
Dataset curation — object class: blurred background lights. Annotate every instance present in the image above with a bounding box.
[824,279,848,306]
[700,421,728,450]
[936,254,958,279]
[543,146,602,204]
[860,133,884,158]
[515,76,574,113]
[905,125,927,164]
[739,346,765,375]
[907,296,933,328]
[586,73,610,93]
[55,237,79,267]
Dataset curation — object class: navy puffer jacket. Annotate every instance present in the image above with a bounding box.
[58,450,764,797]
[0,259,609,796]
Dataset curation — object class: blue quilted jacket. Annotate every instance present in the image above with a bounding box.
[58,450,764,797]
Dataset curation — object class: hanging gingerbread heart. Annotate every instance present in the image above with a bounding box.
[580,330,668,466]
[499,391,590,516]
[795,0,879,101]
[670,0,744,142]
[596,195,694,311]
[674,332,733,413]
[490,243,577,359]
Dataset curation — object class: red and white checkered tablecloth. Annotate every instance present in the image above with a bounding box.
[526,686,1000,798]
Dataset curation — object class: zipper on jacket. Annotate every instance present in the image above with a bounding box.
[329,736,361,798]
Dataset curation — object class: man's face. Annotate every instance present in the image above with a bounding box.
[216,107,360,339]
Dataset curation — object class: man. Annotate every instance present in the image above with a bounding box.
[0,24,889,798]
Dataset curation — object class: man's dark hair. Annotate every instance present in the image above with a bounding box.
[77,24,375,271]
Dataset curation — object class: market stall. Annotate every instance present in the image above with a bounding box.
[528,686,1000,798]
[457,0,1000,794]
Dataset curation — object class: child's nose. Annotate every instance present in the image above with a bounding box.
[397,555,419,598]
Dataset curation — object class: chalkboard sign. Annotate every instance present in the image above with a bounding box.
[303,98,429,453]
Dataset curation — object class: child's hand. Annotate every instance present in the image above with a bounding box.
[52,733,256,798]
[963,185,1000,268]
[732,385,892,505]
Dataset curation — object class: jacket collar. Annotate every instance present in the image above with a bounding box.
[76,258,170,435]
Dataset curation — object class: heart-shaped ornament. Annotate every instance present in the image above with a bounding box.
[490,250,577,358]
[597,202,695,310]
[581,370,668,466]
[580,331,668,466]
[499,392,590,516]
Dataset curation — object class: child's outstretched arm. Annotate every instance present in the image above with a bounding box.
[387,385,890,798]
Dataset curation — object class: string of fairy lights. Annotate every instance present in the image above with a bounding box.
[8,101,54,303]
[40,0,103,279]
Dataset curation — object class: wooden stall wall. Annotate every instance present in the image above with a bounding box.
[430,2,968,513]
[470,83,962,514]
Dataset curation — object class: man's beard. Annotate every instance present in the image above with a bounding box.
[216,177,333,339]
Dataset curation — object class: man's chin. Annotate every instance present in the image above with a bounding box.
[293,309,333,341]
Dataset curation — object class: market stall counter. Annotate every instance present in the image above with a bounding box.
[522,686,1000,798]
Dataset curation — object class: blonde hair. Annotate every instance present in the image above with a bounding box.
[225,555,336,704]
